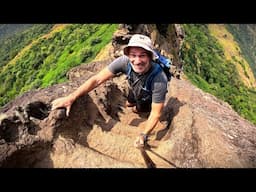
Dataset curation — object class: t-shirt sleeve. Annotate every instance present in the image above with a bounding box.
[151,71,168,103]
[108,55,129,74]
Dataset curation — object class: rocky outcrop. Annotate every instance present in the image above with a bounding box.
[0,24,256,168]
[1,62,256,168]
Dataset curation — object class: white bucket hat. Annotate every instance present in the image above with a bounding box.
[123,34,158,60]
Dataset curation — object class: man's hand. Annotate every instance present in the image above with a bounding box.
[51,96,74,117]
[134,133,148,148]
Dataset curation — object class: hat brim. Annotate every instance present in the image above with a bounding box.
[123,43,158,60]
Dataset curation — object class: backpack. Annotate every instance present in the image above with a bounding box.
[154,50,172,81]
[126,50,172,93]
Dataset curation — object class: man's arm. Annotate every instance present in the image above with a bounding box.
[134,102,164,147]
[143,102,164,135]
[51,67,115,116]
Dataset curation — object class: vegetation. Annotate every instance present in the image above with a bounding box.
[0,24,54,68]
[226,24,256,77]
[0,24,33,40]
[0,23,255,125]
[0,24,118,106]
[182,24,256,124]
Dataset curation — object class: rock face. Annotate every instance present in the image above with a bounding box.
[0,24,256,168]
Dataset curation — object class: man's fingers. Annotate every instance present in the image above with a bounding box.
[51,104,56,110]
[134,135,145,148]
[66,106,71,116]
[51,97,71,116]
[51,100,59,110]
[51,98,64,111]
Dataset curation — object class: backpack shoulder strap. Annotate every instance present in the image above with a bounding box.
[126,62,132,80]
[127,61,162,92]
[143,62,162,92]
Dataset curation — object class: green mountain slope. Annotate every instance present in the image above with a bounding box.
[182,24,256,124]
[226,24,256,77]
[0,24,33,40]
[0,24,118,106]
[0,24,54,68]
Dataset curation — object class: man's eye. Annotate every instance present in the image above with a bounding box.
[129,54,147,58]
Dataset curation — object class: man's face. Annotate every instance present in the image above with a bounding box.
[128,47,151,74]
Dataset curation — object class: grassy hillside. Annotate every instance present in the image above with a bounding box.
[226,24,256,78]
[0,24,54,68]
[182,24,256,124]
[208,24,255,88]
[0,24,33,40]
[0,24,118,106]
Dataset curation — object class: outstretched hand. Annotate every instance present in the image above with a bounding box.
[51,96,73,117]
[134,133,148,148]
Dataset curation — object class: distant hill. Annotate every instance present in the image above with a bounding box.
[226,24,256,77]
[182,24,256,124]
[0,24,33,40]
[0,24,118,106]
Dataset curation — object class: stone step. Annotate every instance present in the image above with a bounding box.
[34,135,140,168]
[86,123,175,168]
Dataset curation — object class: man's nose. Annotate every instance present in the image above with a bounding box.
[133,56,141,64]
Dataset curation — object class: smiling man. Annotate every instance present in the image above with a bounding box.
[51,34,169,148]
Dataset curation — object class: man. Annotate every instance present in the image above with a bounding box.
[51,34,168,148]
